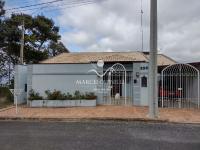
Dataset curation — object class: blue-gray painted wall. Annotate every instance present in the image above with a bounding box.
[14,65,27,104]
[15,62,150,106]
[28,64,98,102]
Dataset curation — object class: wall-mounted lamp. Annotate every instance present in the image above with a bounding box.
[136,72,140,78]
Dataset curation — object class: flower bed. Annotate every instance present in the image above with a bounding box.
[28,90,97,107]
[29,99,96,107]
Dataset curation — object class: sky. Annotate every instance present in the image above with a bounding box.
[5,0,200,63]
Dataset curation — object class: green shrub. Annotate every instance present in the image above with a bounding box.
[65,92,73,100]
[28,89,43,101]
[29,90,97,100]
[74,90,82,99]
[0,87,14,102]
[85,92,97,100]
[45,90,66,100]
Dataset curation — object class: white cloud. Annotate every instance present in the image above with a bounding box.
[158,0,200,62]
[58,0,146,52]
[7,0,200,63]
[62,31,95,47]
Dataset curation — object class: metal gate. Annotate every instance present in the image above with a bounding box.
[102,63,131,105]
[160,64,200,108]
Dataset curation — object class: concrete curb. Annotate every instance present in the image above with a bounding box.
[0,116,171,123]
[0,116,200,125]
[0,106,15,112]
[0,117,199,125]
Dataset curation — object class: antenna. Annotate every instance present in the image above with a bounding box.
[140,0,144,52]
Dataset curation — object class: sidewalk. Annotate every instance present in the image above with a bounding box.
[0,106,200,124]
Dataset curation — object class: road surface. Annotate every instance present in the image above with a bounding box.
[0,121,199,150]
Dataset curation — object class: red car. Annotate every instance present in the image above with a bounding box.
[159,87,182,98]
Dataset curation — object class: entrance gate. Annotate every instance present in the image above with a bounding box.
[102,63,131,105]
[160,64,200,108]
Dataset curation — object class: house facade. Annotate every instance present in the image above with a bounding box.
[14,52,176,106]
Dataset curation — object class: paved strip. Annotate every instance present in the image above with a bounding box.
[0,106,15,112]
[0,106,200,123]
[0,121,199,150]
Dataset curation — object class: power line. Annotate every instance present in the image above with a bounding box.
[39,1,102,13]
[7,0,106,14]
[5,0,40,6]
[31,3,51,16]
[8,0,96,12]
[5,0,63,11]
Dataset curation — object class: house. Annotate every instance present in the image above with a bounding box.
[14,51,176,106]
[189,62,200,71]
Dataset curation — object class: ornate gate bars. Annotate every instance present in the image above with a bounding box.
[102,63,133,105]
[160,64,200,108]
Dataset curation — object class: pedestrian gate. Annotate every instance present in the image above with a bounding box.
[102,63,131,105]
[160,64,200,108]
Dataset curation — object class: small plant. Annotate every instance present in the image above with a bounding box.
[73,91,89,100]
[85,92,97,100]
[28,89,43,101]
[74,90,81,99]
[65,92,73,100]
[29,89,97,100]
[45,90,66,100]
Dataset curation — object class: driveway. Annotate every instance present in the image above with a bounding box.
[0,121,199,150]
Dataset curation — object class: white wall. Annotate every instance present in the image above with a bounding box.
[16,62,152,106]
[14,65,27,104]
[32,74,97,96]
[133,62,149,106]
[28,64,98,100]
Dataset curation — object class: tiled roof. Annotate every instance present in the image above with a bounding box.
[143,53,177,66]
[40,52,176,66]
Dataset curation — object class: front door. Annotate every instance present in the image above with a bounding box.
[111,73,122,97]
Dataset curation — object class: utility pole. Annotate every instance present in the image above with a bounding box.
[149,0,158,118]
[141,0,144,51]
[20,18,24,64]
[8,57,11,85]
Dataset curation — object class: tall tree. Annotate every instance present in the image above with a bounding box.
[0,12,68,83]
[0,0,5,17]
[48,41,69,57]
[0,0,6,82]
[1,14,62,64]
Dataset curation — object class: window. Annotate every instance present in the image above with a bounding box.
[141,76,147,87]
[134,79,137,84]
[24,84,27,92]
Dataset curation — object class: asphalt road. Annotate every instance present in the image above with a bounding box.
[0,120,199,150]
